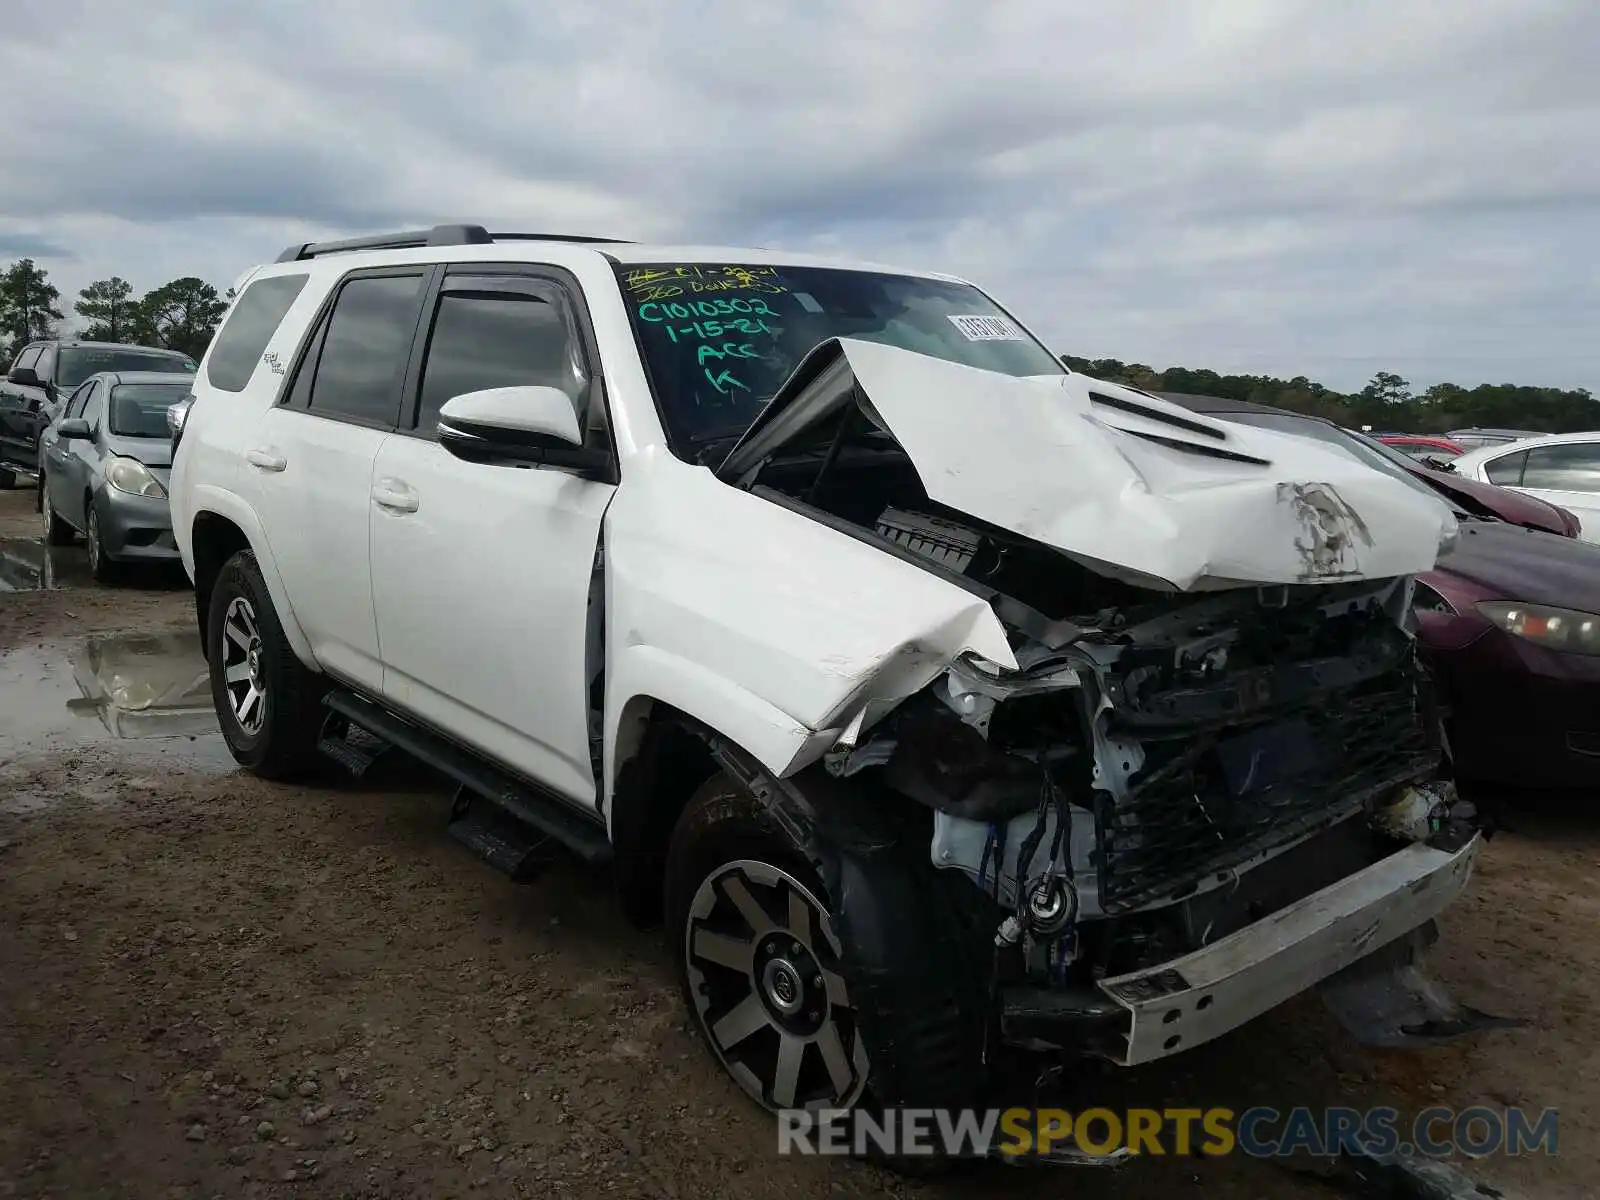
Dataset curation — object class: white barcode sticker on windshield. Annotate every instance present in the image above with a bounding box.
[948,314,1027,342]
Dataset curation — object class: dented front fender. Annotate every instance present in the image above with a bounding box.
[601,457,1015,795]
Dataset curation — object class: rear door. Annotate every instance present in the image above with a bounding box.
[1512,442,1600,543]
[243,267,431,691]
[43,381,94,521]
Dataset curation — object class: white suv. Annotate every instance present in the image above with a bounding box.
[170,225,1492,1147]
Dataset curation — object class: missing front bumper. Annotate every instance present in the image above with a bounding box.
[1090,835,1482,1066]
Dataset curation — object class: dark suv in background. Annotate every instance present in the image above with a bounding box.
[0,339,198,485]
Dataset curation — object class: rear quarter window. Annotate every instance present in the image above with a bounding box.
[1483,450,1527,486]
[205,274,311,393]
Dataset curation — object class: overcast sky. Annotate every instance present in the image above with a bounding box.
[2,0,1597,393]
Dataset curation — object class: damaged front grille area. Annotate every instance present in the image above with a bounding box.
[1094,668,1440,913]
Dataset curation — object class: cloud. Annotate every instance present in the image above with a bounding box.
[1,0,1596,392]
[0,232,74,260]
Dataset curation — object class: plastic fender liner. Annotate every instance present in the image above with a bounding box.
[708,737,994,1109]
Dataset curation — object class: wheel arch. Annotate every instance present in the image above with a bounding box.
[188,497,313,666]
[602,646,832,928]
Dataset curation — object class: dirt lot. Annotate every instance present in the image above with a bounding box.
[1,486,1595,1199]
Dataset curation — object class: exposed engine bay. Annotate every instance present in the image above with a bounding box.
[721,353,1499,1055]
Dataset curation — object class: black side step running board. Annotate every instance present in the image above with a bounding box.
[321,690,613,866]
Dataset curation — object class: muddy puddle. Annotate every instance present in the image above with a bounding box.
[0,630,230,770]
[0,536,94,591]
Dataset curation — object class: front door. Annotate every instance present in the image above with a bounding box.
[369,269,617,807]
[62,380,109,529]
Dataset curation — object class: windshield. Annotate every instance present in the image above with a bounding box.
[108,383,190,437]
[616,262,1064,447]
[59,348,197,388]
[1215,410,1467,514]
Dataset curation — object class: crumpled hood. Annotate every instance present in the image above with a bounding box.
[718,339,1455,591]
[1411,464,1570,536]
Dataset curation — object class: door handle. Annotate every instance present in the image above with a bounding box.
[246,448,287,472]
[371,479,419,513]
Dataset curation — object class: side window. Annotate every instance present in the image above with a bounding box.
[412,280,587,436]
[206,273,311,393]
[1521,443,1600,494]
[81,381,106,430]
[1484,450,1526,486]
[35,345,56,380]
[307,273,426,428]
[64,381,95,418]
[12,347,41,376]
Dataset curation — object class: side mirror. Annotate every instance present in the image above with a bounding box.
[437,386,612,478]
[57,418,92,441]
[9,365,41,387]
[1422,456,1456,473]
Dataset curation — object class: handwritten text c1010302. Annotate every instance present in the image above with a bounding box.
[638,297,779,322]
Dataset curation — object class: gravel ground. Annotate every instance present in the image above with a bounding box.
[0,488,1594,1199]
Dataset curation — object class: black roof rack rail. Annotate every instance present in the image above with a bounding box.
[487,232,631,245]
[275,224,631,263]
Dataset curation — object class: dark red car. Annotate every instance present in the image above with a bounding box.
[1360,435,1583,538]
[1158,393,1600,787]
[1414,523,1600,787]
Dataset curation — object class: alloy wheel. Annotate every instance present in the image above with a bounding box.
[685,859,869,1112]
[41,487,52,534]
[221,596,267,734]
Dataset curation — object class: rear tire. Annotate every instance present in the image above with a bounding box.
[206,549,328,780]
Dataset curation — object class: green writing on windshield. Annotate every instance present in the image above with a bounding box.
[638,297,779,322]
[664,319,774,343]
[632,276,793,404]
[696,342,760,364]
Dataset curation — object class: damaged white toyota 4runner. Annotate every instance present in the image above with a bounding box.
[170,227,1499,1140]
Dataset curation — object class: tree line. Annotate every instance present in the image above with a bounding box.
[0,258,235,363]
[1061,356,1599,436]
[4,254,1594,434]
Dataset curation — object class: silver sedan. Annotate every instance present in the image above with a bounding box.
[38,370,193,583]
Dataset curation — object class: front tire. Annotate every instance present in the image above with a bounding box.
[85,504,120,584]
[665,775,989,1174]
[206,549,328,779]
[665,778,873,1114]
